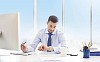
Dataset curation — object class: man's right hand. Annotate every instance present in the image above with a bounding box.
[38,44,49,51]
[20,42,28,53]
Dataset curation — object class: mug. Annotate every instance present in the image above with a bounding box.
[60,47,68,57]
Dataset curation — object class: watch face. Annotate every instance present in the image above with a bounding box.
[47,46,54,52]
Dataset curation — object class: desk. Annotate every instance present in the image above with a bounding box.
[0,49,100,62]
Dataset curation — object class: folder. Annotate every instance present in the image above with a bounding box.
[90,52,100,56]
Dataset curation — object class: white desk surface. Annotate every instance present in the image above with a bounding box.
[0,49,100,62]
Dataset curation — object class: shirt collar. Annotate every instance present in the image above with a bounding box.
[45,28,56,35]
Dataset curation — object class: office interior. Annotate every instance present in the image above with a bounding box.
[0,0,100,62]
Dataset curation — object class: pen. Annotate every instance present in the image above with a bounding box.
[82,42,85,47]
[88,42,92,48]
[67,54,78,56]
[23,42,26,45]
[21,42,26,47]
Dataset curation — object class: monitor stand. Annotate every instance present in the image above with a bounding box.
[0,31,2,37]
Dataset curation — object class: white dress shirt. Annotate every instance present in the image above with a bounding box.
[27,28,67,53]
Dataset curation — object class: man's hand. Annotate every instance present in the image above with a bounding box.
[38,44,49,51]
[20,42,28,53]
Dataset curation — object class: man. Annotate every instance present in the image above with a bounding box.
[21,15,67,53]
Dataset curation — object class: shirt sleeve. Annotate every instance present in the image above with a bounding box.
[58,33,67,47]
[53,33,68,53]
[27,32,41,52]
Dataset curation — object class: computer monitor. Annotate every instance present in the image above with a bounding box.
[0,12,20,51]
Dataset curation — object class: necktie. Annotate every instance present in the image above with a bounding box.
[47,33,52,46]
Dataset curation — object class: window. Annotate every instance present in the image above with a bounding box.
[64,0,90,42]
[36,0,62,32]
[92,0,100,43]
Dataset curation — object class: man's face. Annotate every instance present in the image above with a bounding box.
[47,21,57,33]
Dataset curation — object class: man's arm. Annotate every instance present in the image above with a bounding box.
[59,33,67,47]
[20,32,41,52]
[27,32,41,52]
[53,33,67,53]
[37,33,67,53]
[39,33,67,53]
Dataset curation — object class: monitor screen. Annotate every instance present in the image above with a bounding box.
[0,12,20,51]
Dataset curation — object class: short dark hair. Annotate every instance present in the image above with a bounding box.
[47,15,58,23]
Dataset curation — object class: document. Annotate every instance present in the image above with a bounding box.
[43,60,64,62]
[10,52,33,56]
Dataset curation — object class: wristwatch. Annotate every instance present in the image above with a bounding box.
[47,46,54,52]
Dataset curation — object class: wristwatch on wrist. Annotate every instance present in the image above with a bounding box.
[47,46,54,52]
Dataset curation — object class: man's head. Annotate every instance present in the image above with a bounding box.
[47,15,58,33]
